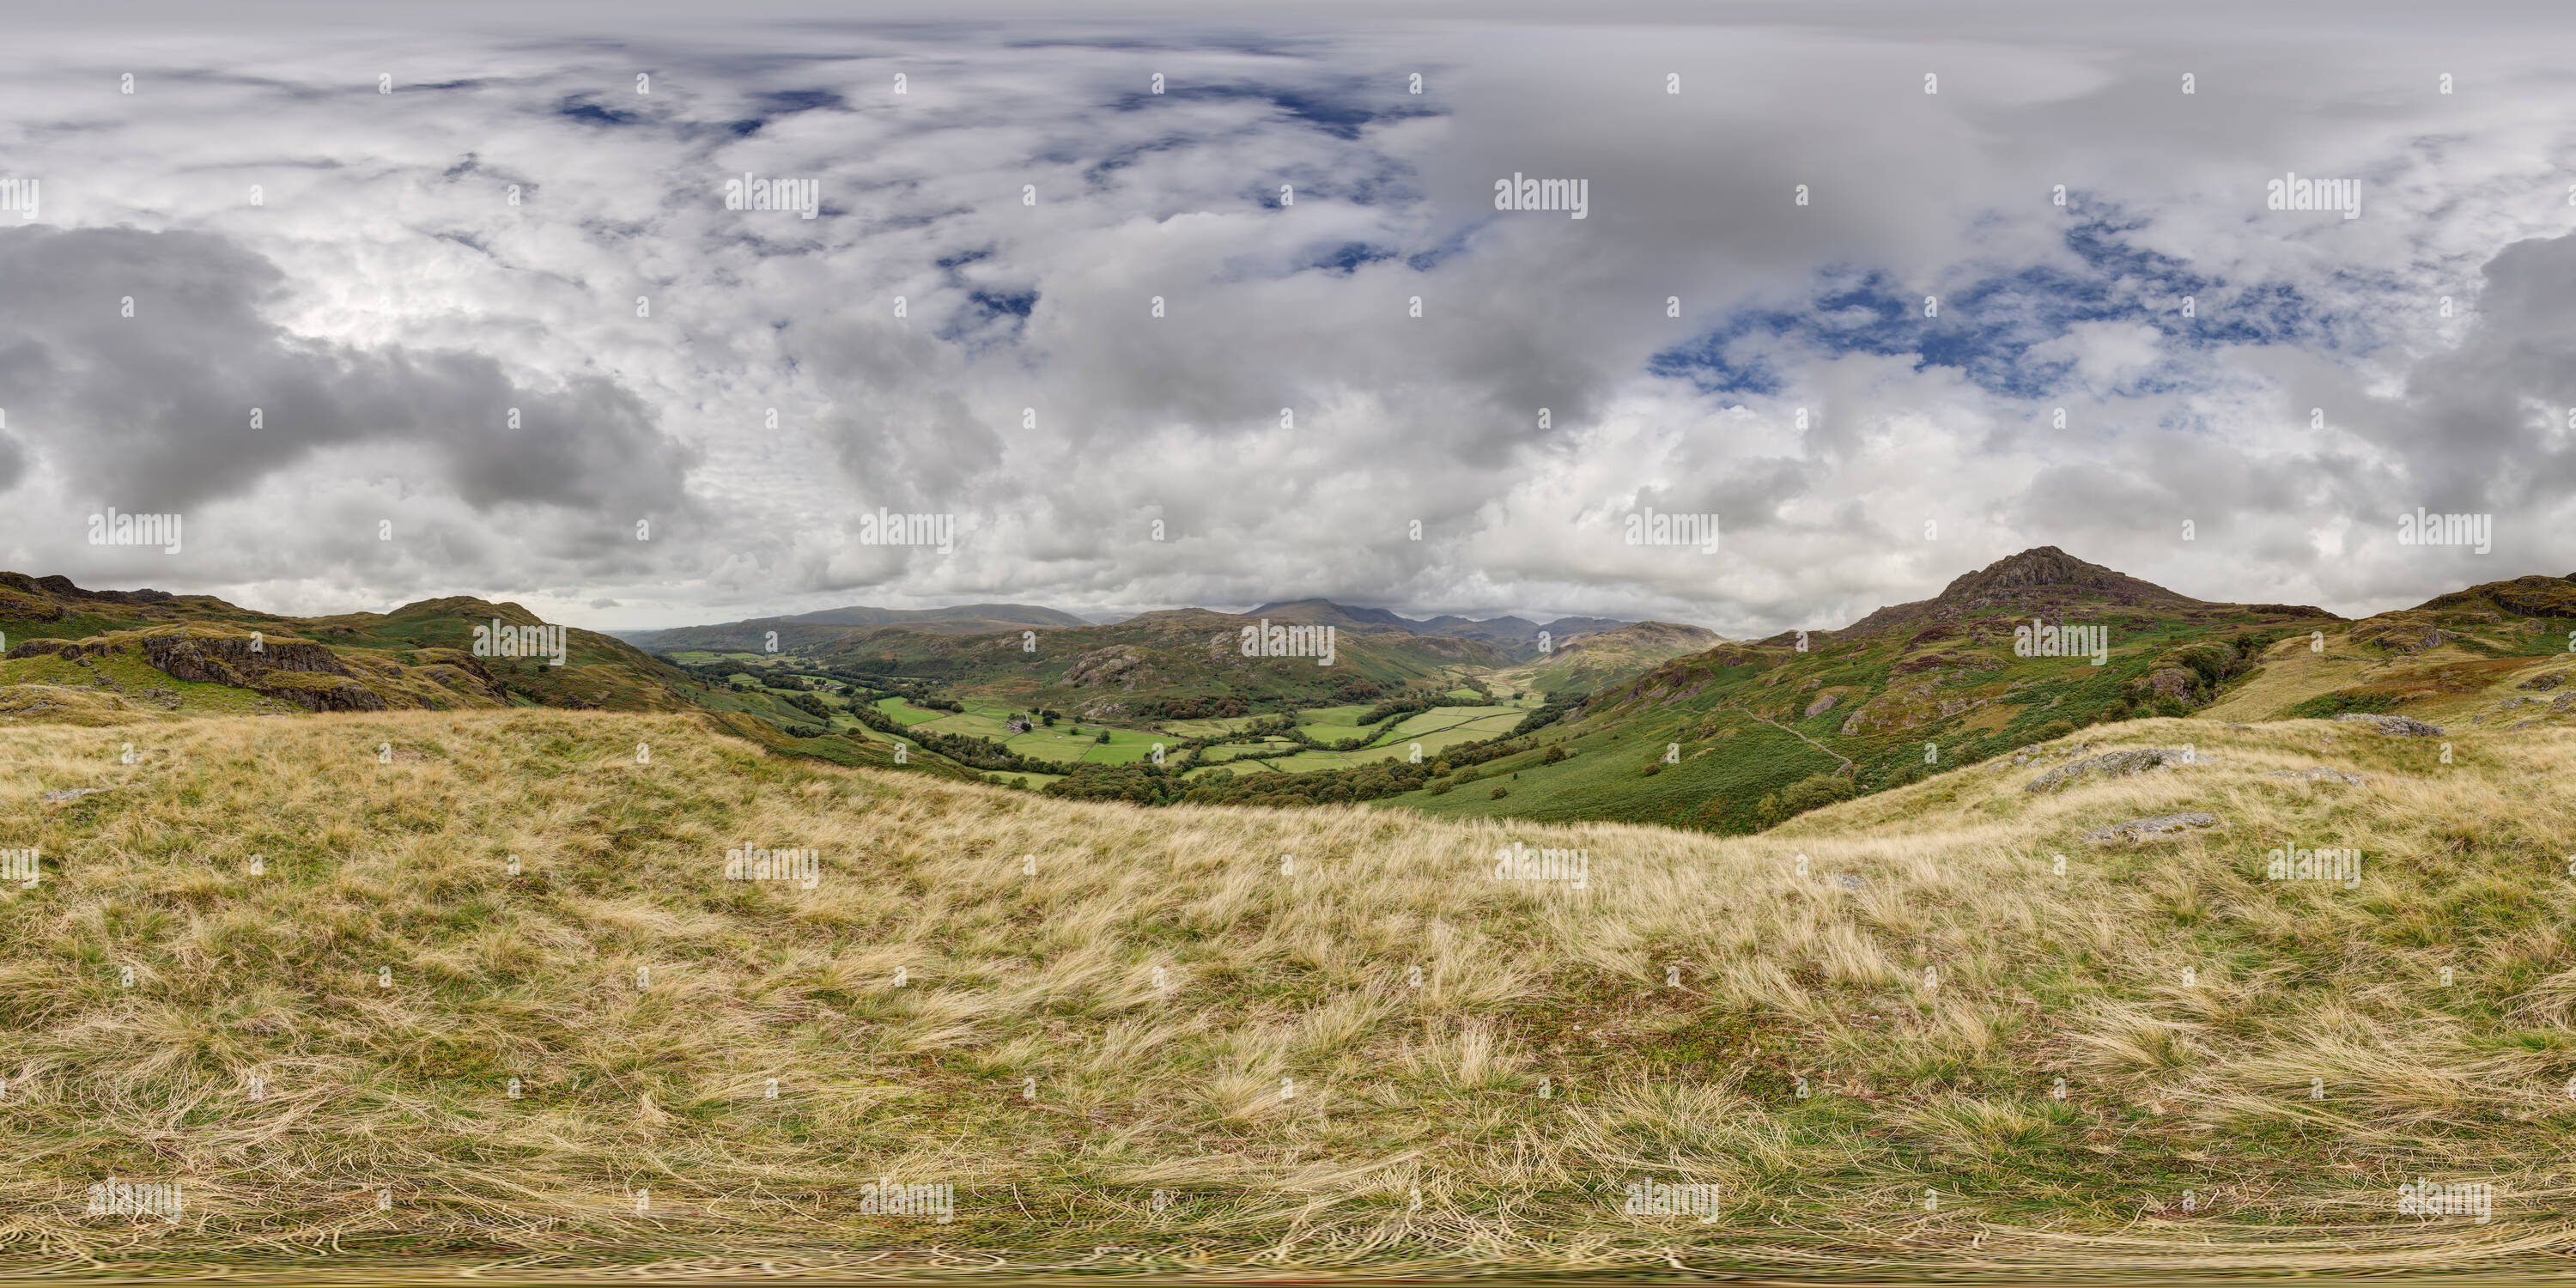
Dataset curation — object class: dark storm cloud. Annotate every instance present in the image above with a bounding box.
[0,225,696,515]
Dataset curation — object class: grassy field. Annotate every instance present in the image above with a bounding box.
[1182,705,1531,776]
[1,707,2572,1278]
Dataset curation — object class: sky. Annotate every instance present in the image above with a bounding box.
[5,2,2576,635]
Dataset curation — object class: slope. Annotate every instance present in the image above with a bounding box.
[0,707,2568,1277]
[809,608,1508,720]
[621,603,1088,652]
[0,574,696,719]
[1381,547,2344,833]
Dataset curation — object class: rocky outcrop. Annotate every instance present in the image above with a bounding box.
[2139,667,2196,701]
[2331,713,2444,737]
[142,631,352,686]
[2083,812,2221,844]
[1840,673,1992,737]
[2025,747,2196,793]
[1063,645,1153,689]
[2269,766,2371,784]
[250,671,389,712]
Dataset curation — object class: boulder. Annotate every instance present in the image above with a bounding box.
[143,631,352,686]
[2141,667,2196,701]
[2331,713,2444,737]
[2267,766,2370,784]
[2083,812,2222,844]
[2025,747,2197,794]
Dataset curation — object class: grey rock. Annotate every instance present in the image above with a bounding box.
[41,785,119,801]
[2083,812,2223,844]
[2025,747,2198,794]
[2331,713,2444,737]
[1831,873,1867,891]
[2267,766,2370,784]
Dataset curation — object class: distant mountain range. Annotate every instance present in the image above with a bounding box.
[4,550,2572,836]
[614,603,1088,652]
[619,596,1669,656]
[1242,598,1648,647]
[1376,545,2576,835]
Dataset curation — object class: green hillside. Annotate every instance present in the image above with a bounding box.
[809,608,1509,720]
[1372,548,2356,833]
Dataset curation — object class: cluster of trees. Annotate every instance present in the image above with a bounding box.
[1042,758,1435,807]
[1355,686,1510,726]
[1127,694,1249,720]
[1751,772,1859,829]
[1509,690,1588,737]
[1043,726,1556,808]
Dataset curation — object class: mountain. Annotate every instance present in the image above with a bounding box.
[1507,620,1725,695]
[2202,570,2576,725]
[1824,545,2201,637]
[0,572,694,718]
[619,602,1087,652]
[1411,612,1637,648]
[1360,548,2351,834]
[1242,598,1421,631]
[805,606,1509,721]
[1242,598,1649,652]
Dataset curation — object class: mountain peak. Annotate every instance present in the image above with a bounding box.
[1835,547,2205,637]
[1934,546,2194,605]
[1243,599,1417,629]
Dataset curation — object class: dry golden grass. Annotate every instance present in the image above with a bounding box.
[1,708,2573,1279]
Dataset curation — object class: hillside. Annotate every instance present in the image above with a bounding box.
[806,607,1509,720]
[0,574,696,719]
[1508,620,1724,696]
[620,603,1088,652]
[2205,571,2576,726]
[1,706,2569,1277]
[1378,548,2355,833]
[1241,599,1648,656]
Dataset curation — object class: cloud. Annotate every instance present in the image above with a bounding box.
[0,16,2569,632]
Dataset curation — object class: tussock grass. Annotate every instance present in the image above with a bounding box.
[0,710,2573,1279]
